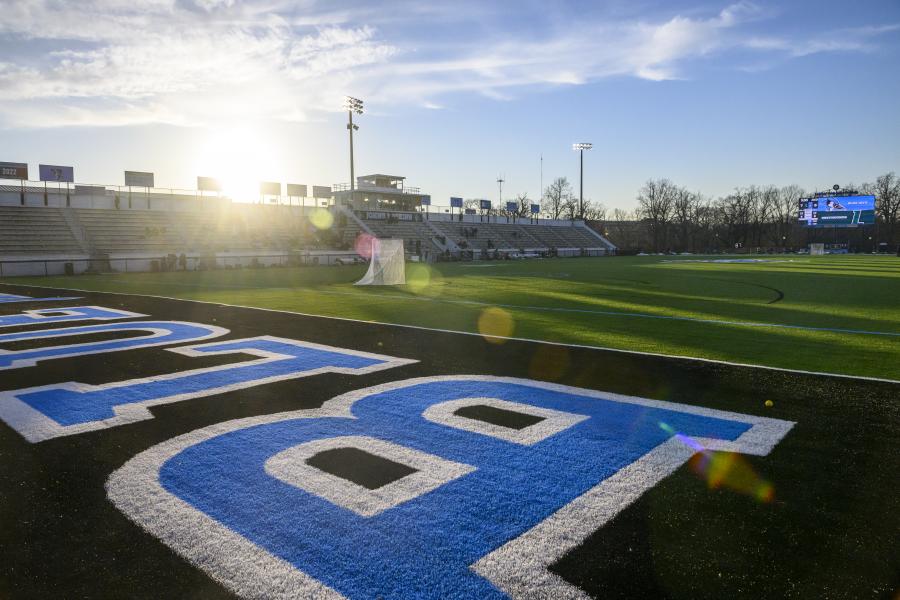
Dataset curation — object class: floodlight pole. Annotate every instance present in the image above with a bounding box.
[573,143,592,220]
[345,97,363,195]
[579,148,583,219]
[349,109,355,192]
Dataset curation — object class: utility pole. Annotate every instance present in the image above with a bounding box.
[573,142,592,220]
[344,97,363,192]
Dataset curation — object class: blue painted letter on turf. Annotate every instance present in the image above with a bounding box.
[0,306,144,328]
[0,336,414,442]
[0,320,227,370]
[0,292,80,304]
[108,376,794,599]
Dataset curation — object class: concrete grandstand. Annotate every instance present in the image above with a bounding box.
[0,176,615,277]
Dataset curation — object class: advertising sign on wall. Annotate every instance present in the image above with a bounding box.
[125,171,155,187]
[312,186,332,198]
[260,181,282,196]
[286,184,307,197]
[197,176,221,192]
[0,162,28,180]
[39,164,74,183]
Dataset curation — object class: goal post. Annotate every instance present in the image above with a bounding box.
[355,238,406,286]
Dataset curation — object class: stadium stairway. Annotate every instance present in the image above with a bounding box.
[335,206,374,248]
[424,219,461,252]
[361,217,444,257]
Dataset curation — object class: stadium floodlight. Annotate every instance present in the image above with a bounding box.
[344,97,364,191]
[572,143,592,220]
[344,96,364,115]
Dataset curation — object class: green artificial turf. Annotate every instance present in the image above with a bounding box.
[5,255,899,380]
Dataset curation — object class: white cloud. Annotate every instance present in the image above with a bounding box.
[0,1,893,128]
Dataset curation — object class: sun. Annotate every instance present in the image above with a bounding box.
[194,125,279,202]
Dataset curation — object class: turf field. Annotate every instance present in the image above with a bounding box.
[0,280,897,598]
[7,254,899,380]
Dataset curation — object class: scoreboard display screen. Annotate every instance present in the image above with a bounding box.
[798,194,875,227]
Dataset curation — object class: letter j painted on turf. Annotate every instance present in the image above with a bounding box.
[107,376,794,600]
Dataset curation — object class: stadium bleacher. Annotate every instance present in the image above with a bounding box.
[0,204,615,274]
[0,206,85,255]
[362,218,444,254]
[430,219,610,252]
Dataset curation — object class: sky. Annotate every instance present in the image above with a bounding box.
[0,0,898,210]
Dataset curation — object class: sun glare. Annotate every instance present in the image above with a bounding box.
[194,125,280,202]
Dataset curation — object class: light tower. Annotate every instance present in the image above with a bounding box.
[573,142,592,220]
[344,96,364,191]
[497,175,505,206]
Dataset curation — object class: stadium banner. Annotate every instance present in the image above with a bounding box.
[450,197,463,208]
[530,203,540,214]
[421,195,431,206]
[286,184,307,197]
[465,208,477,214]
[312,185,332,198]
[260,181,281,196]
[0,161,28,180]
[479,199,492,210]
[506,201,518,212]
[39,164,74,183]
[798,195,876,228]
[197,176,221,192]
[124,171,154,188]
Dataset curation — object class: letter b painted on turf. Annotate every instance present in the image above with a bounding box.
[109,376,791,599]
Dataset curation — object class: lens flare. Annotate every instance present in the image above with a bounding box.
[478,307,514,343]
[310,208,334,230]
[659,421,775,503]
[406,263,443,296]
[355,233,375,258]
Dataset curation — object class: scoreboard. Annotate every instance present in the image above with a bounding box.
[798,194,875,227]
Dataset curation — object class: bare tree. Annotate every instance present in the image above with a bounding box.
[606,208,638,251]
[873,172,900,245]
[543,177,573,220]
[775,185,804,248]
[672,187,698,252]
[636,179,676,252]
[514,192,531,217]
[580,199,605,222]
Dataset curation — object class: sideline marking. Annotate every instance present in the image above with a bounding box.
[107,376,794,599]
[11,276,896,337]
[4,283,899,385]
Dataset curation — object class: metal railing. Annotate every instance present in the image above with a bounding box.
[332,183,422,194]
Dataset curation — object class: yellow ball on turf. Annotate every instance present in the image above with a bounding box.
[764,400,774,408]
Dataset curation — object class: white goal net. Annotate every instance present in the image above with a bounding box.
[809,243,825,256]
[355,238,406,286]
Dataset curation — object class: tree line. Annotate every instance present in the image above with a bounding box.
[603,173,900,253]
[462,176,606,221]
